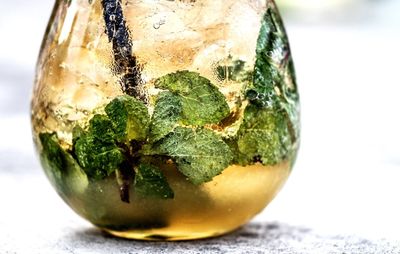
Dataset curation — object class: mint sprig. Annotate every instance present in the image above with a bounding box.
[38,6,299,204]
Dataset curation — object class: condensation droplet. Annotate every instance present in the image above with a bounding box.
[153,23,161,29]
[153,19,166,29]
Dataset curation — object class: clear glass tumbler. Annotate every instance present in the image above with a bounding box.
[31,0,300,240]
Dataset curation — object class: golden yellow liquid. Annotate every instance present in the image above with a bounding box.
[59,161,290,241]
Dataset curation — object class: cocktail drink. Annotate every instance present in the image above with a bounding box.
[31,0,299,240]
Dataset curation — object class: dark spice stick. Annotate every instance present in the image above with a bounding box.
[115,141,138,204]
[101,0,146,102]
[117,161,134,203]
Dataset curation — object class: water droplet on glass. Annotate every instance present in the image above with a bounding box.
[153,19,166,30]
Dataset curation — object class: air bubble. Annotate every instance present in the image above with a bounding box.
[153,19,166,30]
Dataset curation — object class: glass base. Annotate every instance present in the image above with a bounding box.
[103,227,237,241]
[76,161,292,241]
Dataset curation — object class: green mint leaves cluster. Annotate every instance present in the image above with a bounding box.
[40,71,235,202]
[239,5,300,164]
[39,6,299,203]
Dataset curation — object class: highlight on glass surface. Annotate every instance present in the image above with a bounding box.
[31,0,300,240]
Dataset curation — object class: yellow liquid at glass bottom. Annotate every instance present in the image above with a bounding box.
[60,161,290,241]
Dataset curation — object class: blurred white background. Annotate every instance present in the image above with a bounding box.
[0,0,400,242]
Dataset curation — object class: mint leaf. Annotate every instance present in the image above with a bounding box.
[149,127,233,185]
[148,92,182,142]
[75,135,124,179]
[246,7,298,109]
[39,132,88,193]
[39,133,67,177]
[243,7,299,150]
[134,163,174,199]
[105,95,150,142]
[236,104,293,165]
[88,114,115,142]
[155,71,230,126]
[74,115,125,179]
